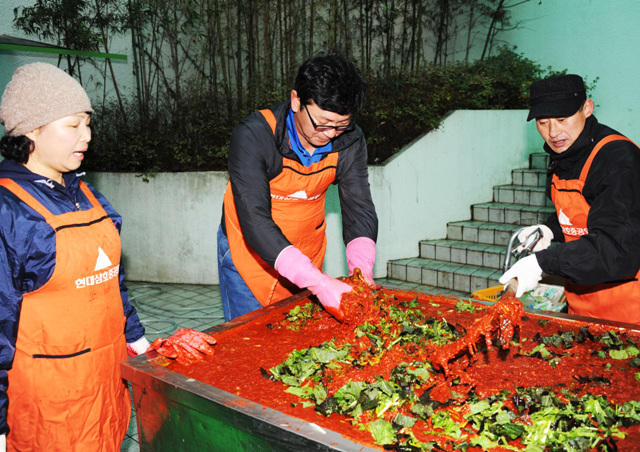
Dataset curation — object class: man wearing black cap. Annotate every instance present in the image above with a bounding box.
[500,74,640,325]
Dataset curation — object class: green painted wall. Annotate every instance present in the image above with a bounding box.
[502,0,640,143]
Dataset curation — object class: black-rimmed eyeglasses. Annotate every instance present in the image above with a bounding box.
[303,104,354,132]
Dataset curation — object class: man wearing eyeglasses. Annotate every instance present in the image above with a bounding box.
[218,53,378,322]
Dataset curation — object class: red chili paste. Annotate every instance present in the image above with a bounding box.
[162,279,640,451]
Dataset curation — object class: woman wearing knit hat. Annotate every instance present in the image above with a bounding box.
[0,62,151,451]
[0,62,217,451]
[0,62,165,452]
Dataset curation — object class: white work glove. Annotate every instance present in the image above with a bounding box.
[499,254,543,298]
[515,225,553,254]
[127,336,151,357]
[0,433,5,452]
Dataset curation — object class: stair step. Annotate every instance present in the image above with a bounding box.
[419,239,507,270]
[383,152,552,296]
[471,202,555,225]
[446,220,521,246]
[377,278,468,298]
[511,168,546,187]
[387,258,502,295]
[529,153,549,170]
[493,184,553,207]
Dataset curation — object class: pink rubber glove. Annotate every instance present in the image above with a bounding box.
[346,237,376,286]
[275,246,352,321]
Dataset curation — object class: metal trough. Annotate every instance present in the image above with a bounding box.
[122,290,379,451]
[122,288,640,451]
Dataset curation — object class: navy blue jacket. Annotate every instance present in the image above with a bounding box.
[0,159,144,435]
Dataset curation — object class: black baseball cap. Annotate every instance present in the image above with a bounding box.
[527,74,587,121]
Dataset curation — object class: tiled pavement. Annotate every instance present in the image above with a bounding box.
[119,278,467,451]
[125,281,226,343]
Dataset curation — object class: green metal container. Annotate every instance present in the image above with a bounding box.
[121,291,379,452]
[123,288,640,451]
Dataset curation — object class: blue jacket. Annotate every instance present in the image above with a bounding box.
[0,159,145,435]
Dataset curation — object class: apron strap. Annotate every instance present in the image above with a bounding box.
[578,134,631,182]
[0,178,54,220]
[79,181,103,209]
[0,179,102,217]
[259,109,277,134]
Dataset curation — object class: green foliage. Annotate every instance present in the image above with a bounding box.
[12,1,570,173]
[13,0,101,60]
[357,46,556,164]
[84,46,566,172]
[87,95,239,173]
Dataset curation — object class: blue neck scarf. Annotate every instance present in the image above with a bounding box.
[286,109,333,167]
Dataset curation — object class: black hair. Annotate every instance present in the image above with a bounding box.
[0,134,33,163]
[294,53,367,116]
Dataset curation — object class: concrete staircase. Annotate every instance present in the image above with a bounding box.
[383,153,553,297]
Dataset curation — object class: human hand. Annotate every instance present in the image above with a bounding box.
[515,225,553,254]
[307,274,353,322]
[127,336,151,357]
[499,254,543,298]
[346,237,377,286]
[275,245,352,321]
[149,329,217,365]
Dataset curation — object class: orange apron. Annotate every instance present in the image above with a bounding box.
[550,135,640,324]
[224,109,338,305]
[1,179,130,452]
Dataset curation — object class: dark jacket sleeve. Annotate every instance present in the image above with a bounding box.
[0,240,17,435]
[542,163,564,242]
[335,129,378,244]
[543,212,563,243]
[536,141,640,284]
[227,111,293,267]
[0,213,23,435]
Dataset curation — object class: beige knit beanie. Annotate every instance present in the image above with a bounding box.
[0,62,93,136]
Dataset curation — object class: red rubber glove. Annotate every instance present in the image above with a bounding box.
[148,328,217,365]
[346,237,377,286]
[275,246,352,322]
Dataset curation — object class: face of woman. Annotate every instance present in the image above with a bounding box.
[25,113,91,184]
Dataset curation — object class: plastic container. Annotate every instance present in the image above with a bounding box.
[472,283,566,312]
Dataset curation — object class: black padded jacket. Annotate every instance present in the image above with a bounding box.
[536,115,640,285]
[221,101,378,268]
